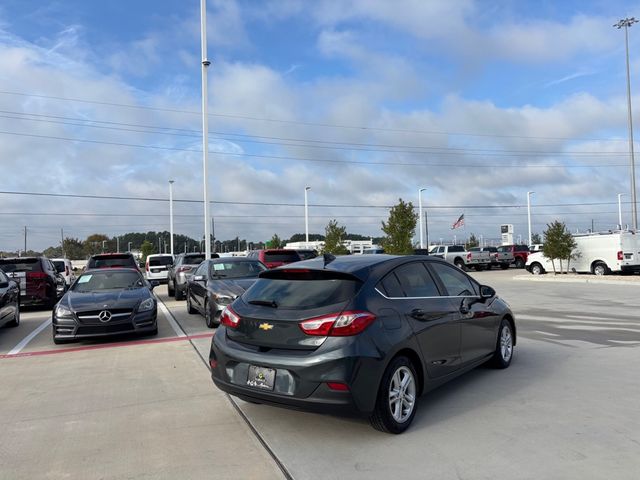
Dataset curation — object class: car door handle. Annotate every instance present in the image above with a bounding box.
[409,308,426,320]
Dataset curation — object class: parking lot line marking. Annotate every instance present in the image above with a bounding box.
[0,332,213,360]
[517,314,639,326]
[7,317,52,355]
[156,296,186,337]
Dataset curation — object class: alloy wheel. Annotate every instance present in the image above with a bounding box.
[500,325,513,362]
[388,366,416,423]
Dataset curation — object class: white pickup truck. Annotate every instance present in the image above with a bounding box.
[428,245,492,270]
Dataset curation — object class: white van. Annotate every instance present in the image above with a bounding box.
[145,254,174,282]
[526,231,640,275]
[51,258,76,286]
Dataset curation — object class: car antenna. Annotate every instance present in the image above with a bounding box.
[323,253,336,268]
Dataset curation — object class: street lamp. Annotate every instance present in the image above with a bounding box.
[201,0,212,257]
[304,186,311,246]
[169,180,175,256]
[128,241,132,252]
[102,240,107,253]
[618,193,627,228]
[418,188,427,249]
[527,191,535,247]
[615,17,638,230]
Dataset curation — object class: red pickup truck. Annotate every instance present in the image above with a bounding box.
[497,244,531,268]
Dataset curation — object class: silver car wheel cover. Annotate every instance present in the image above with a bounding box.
[500,325,513,362]
[388,366,416,423]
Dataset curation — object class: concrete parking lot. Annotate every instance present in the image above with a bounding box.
[1,269,639,479]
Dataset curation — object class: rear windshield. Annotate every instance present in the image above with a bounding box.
[72,271,145,292]
[244,274,361,310]
[210,261,266,279]
[0,258,42,273]
[448,245,465,252]
[497,246,511,253]
[263,251,300,262]
[88,255,136,268]
[296,250,318,260]
[149,256,173,266]
[183,255,206,265]
[52,261,66,273]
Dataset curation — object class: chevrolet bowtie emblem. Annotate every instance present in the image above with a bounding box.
[259,323,274,331]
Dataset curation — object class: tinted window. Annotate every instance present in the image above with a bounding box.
[378,273,405,297]
[394,262,440,297]
[516,245,530,252]
[448,245,465,252]
[0,258,42,273]
[183,254,206,265]
[88,255,136,268]
[496,246,510,253]
[210,261,266,279]
[244,277,361,310]
[72,271,145,291]
[296,250,318,260]
[263,251,301,262]
[0,270,8,283]
[430,263,477,296]
[485,247,497,252]
[469,247,480,252]
[52,260,66,273]
[149,255,174,266]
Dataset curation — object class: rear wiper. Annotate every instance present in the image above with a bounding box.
[248,299,278,308]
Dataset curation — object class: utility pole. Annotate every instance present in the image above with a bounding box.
[116,236,120,253]
[418,188,426,248]
[200,0,212,257]
[61,228,65,258]
[615,18,638,229]
[304,186,311,247]
[424,210,429,249]
[527,191,535,246]
[211,217,216,253]
[169,180,175,256]
[24,226,27,253]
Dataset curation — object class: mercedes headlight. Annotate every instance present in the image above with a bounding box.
[55,305,73,318]
[213,294,234,306]
[138,298,155,312]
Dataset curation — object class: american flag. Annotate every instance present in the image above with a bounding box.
[451,214,465,230]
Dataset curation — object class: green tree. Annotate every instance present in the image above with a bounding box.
[267,234,283,249]
[322,219,349,255]
[63,238,85,259]
[381,198,418,255]
[542,221,577,274]
[531,233,542,244]
[140,240,156,263]
[465,233,479,249]
[83,234,110,256]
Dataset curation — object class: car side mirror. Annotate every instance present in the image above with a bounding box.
[480,285,496,299]
[193,275,206,282]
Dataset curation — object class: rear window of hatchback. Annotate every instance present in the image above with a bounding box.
[0,258,42,273]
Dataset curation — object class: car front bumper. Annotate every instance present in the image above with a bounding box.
[52,309,157,340]
[209,327,386,414]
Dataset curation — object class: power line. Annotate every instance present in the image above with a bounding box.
[0,90,629,142]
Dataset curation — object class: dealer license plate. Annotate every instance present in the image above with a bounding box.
[247,365,275,390]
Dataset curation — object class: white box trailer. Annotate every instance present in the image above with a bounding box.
[525,231,640,275]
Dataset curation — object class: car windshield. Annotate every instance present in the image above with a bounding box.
[0,258,41,273]
[72,271,145,292]
[52,261,66,273]
[210,261,266,279]
[263,251,300,262]
[149,256,173,266]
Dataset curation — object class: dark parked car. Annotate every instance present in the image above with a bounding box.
[0,256,65,307]
[52,268,158,344]
[210,255,516,434]
[186,258,267,328]
[246,249,301,269]
[168,252,219,300]
[0,269,20,328]
[87,253,139,270]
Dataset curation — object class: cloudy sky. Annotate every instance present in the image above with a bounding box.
[0,0,639,251]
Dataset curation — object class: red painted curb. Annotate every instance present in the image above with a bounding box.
[0,333,214,360]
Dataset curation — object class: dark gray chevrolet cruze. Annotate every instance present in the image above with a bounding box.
[209,254,516,433]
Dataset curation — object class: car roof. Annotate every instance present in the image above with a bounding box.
[146,253,174,257]
[82,268,142,274]
[90,253,134,258]
[0,256,41,261]
[207,257,260,263]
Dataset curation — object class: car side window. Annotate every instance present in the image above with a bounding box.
[430,263,478,296]
[393,262,440,297]
[377,272,405,297]
[194,263,207,276]
[0,270,8,283]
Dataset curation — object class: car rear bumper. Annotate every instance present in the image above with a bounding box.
[146,272,168,282]
[620,265,640,273]
[209,327,386,414]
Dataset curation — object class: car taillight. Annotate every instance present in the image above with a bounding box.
[220,306,241,329]
[618,251,623,261]
[145,261,149,272]
[26,272,48,280]
[466,253,471,261]
[65,266,70,275]
[177,266,192,273]
[299,311,376,337]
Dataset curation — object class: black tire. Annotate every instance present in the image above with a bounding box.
[500,263,510,270]
[369,356,419,434]
[7,303,20,327]
[175,286,185,301]
[167,280,175,297]
[530,262,544,275]
[593,262,609,276]
[204,300,216,328]
[186,291,197,314]
[454,258,466,270]
[514,257,525,269]
[489,319,514,369]
[474,265,486,271]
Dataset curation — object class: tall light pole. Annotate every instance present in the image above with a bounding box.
[304,186,311,246]
[169,180,175,256]
[201,0,212,257]
[527,191,535,246]
[615,17,638,230]
[128,241,132,252]
[418,188,427,248]
[618,193,626,228]
[102,240,107,253]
